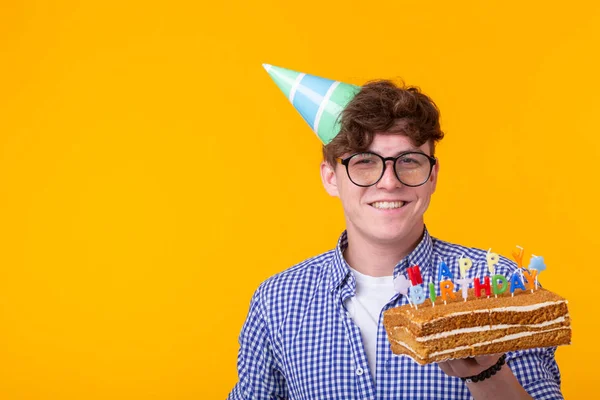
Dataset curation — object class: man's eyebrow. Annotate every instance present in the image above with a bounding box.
[395,147,422,155]
[367,148,423,156]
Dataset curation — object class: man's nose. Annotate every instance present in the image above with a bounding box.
[376,160,403,189]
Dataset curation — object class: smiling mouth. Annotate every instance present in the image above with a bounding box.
[369,201,406,210]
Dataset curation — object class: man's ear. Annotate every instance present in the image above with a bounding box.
[320,161,340,197]
[430,158,440,193]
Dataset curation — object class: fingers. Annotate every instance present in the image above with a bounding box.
[437,360,456,376]
[474,353,503,368]
[436,354,505,378]
[437,359,476,377]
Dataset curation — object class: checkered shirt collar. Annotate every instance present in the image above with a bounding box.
[328,226,435,293]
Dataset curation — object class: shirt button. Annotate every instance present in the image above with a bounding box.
[346,311,351,318]
[355,367,364,376]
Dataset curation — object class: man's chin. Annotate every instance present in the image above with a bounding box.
[370,229,410,244]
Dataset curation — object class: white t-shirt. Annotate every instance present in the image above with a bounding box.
[344,267,396,380]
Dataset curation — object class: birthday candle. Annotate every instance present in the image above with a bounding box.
[440,279,456,304]
[486,248,500,275]
[456,277,473,302]
[474,276,491,298]
[393,274,413,307]
[437,259,454,282]
[521,268,538,293]
[428,281,437,306]
[528,255,547,290]
[512,245,524,269]
[409,284,426,307]
[510,272,526,295]
[408,265,423,286]
[492,274,509,296]
[459,255,473,278]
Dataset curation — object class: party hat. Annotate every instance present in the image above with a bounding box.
[262,64,361,145]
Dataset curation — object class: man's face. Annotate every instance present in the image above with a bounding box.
[321,133,439,245]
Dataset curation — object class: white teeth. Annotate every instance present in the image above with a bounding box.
[371,201,405,209]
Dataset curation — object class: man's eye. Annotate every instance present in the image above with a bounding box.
[401,157,418,163]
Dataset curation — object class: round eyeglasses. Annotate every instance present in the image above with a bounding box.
[336,151,437,187]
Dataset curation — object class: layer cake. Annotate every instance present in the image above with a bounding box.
[383,287,571,365]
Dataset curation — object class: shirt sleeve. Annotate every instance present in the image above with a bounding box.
[227,285,288,400]
[507,346,564,400]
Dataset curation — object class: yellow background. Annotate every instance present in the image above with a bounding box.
[1,0,598,398]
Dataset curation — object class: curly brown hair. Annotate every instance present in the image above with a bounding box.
[322,80,444,166]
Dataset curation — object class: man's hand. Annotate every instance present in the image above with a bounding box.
[437,353,501,379]
[437,354,533,400]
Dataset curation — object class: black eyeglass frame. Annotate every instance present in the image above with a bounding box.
[336,151,437,188]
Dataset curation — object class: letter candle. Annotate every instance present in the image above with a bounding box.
[521,268,537,293]
[407,265,426,308]
[456,277,473,301]
[486,248,499,275]
[510,272,526,296]
[440,279,456,304]
[474,276,491,298]
[409,284,426,307]
[458,255,472,279]
[437,258,454,282]
[512,245,524,269]
[428,281,437,307]
[492,274,509,297]
[456,255,473,301]
[408,265,423,286]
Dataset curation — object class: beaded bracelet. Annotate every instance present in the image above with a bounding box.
[460,354,507,383]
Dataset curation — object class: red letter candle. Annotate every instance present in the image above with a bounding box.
[407,265,423,286]
[474,276,491,298]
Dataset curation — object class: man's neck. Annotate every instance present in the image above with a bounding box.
[343,224,425,277]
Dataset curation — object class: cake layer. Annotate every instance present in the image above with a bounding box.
[389,325,571,365]
[384,288,568,337]
[389,315,570,354]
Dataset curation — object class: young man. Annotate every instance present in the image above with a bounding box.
[228,66,563,399]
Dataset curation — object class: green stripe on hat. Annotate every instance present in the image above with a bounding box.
[314,81,361,144]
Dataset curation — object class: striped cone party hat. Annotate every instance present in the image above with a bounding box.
[263,64,361,145]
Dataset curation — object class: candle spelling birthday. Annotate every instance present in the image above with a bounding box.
[393,245,547,305]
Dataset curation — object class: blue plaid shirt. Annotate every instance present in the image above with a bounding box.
[228,228,563,399]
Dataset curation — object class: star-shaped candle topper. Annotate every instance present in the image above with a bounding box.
[528,255,547,274]
[393,275,412,295]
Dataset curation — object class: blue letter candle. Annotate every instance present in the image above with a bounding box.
[409,284,426,305]
[510,272,526,295]
[437,261,454,282]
